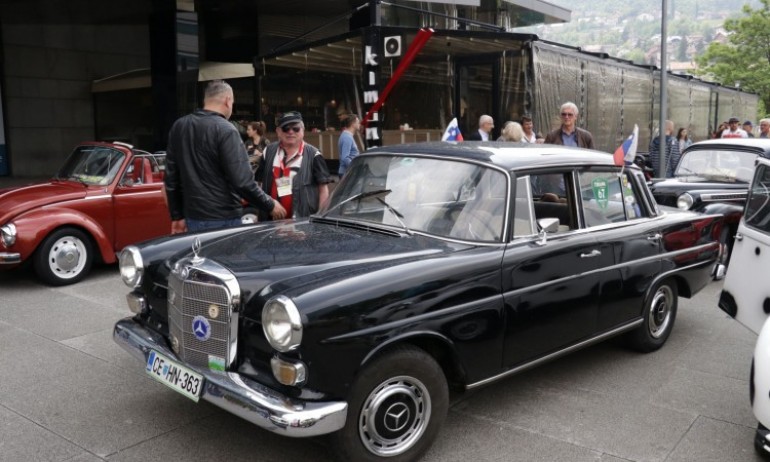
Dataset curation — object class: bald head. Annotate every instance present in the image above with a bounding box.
[203,80,234,119]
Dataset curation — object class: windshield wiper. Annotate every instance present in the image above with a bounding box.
[376,197,412,236]
[321,189,392,217]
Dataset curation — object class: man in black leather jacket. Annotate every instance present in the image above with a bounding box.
[165,80,286,233]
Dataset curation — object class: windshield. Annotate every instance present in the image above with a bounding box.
[675,149,757,183]
[322,155,509,242]
[56,146,126,186]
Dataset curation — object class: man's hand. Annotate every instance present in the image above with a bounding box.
[270,201,287,220]
[171,219,187,234]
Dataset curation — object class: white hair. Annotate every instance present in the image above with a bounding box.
[560,102,578,115]
[479,114,493,126]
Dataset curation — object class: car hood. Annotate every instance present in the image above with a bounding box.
[188,219,477,303]
[0,180,87,224]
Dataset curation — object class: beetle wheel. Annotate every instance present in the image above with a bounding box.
[33,227,93,286]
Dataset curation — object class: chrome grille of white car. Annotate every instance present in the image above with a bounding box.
[167,258,240,370]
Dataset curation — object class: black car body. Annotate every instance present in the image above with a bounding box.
[649,138,770,257]
[113,142,725,462]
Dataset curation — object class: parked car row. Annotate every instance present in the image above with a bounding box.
[112,142,726,461]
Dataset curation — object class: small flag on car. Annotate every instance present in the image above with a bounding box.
[441,118,464,142]
[614,124,639,167]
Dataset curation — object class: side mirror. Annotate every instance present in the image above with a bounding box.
[536,218,560,245]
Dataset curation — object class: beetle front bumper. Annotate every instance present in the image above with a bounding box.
[0,252,21,265]
[113,317,348,437]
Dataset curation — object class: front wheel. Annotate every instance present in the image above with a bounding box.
[33,227,93,286]
[332,346,449,462]
[626,278,678,352]
[241,207,259,224]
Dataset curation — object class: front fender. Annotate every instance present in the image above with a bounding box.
[13,208,114,263]
[699,202,744,227]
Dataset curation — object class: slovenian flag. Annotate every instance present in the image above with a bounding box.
[614,124,638,166]
[441,117,464,142]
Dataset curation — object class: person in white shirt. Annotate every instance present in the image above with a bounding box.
[521,114,538,143]
[721,117,749,139]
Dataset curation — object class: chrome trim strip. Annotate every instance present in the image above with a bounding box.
[466,319,644,390]
[0,252,21,264]
[503,242,718,298]
[701,192,746,202]
[113,318,347,436]
[84,195,112,200]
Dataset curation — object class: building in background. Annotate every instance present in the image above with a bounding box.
[0,0,756,177]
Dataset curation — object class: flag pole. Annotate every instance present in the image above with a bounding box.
[658,0,669,178]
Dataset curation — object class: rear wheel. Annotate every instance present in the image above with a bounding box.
[33,227,93,286]
[626,278,678,352]
[332,346,449,462]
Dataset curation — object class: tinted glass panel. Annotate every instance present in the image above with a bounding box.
[579,171,645,227]
[745,164,770,233]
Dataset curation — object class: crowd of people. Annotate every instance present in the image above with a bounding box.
[163,79,769,233]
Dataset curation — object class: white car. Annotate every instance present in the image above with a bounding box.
[718,156,770,456]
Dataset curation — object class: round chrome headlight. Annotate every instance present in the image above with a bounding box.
[1,223,16,247]
[676,193,694,210]
[119,246,144,288]
[262,295,303,352]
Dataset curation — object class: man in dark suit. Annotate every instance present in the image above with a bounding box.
[544,102,595,149]
[466,114,494,141]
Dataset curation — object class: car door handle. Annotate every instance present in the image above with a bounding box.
[580,249,601,258]
[647,233,662,241]
[735,232,743,242]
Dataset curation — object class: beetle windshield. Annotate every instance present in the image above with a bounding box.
[322,155,509,242]
[56,146,126,186]
[675,149,758,183]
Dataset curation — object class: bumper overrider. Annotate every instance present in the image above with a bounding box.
[0,252,21,265]
[113,317,348,437]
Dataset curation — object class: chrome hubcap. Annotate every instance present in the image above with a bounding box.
[359,376,431,457]
[48,236,87,278]
[649,285,674,338]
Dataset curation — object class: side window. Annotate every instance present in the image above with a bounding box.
[530,171,576,231]
[513,176,536,237]
[745,164,770,233]
[580,170,646,227]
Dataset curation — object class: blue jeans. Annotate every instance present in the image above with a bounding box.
[186,217,242,233]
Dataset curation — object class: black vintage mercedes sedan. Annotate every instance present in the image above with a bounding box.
[648,138,770,260]
[113,142,725,462]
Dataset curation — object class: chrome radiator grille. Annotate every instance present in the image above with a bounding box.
[167,258,240,371]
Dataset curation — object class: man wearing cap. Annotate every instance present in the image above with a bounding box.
[743,120,755,137]
[165,80,287,234]
[257,111,332,220]
[722,117,749,138]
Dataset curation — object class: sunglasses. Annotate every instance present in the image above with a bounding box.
[282,125,301,133]
[560,112,575,117]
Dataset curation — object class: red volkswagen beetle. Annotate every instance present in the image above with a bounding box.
[0,142,171,285]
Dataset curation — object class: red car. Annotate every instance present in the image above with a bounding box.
[0,142,171,285]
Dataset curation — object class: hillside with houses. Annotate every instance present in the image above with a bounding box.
[515,0,759,74]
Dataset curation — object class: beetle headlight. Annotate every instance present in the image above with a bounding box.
[1,223,16,247]
[676,193,694,210]
[262,295,303,352]
[119,246,144,288]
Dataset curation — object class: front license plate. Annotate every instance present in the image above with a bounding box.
[145,350,204,402]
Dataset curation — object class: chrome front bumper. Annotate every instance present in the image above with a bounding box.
[113,317,348,437]
[0,252,21,265]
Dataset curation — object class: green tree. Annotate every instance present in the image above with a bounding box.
[696,0,770,112]
[676,36,689,61]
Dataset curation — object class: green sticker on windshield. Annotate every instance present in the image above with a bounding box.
[400,158,416,166]
[592,178,609,209]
